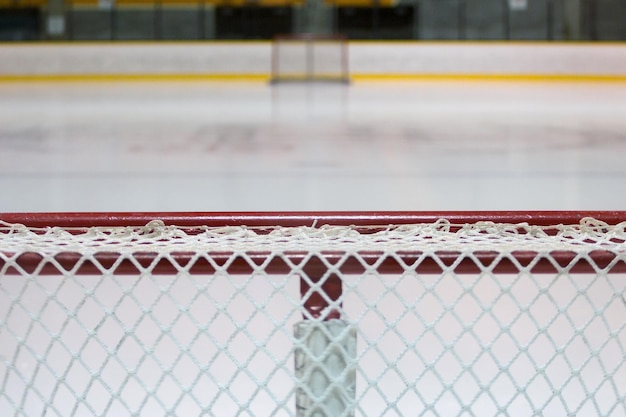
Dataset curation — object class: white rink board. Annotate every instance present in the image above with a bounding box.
[1,43,625,77]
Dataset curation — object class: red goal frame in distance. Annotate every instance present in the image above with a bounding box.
[2,211,626,320]
[270,34,350,84]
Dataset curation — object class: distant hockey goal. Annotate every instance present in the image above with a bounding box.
[1,211,626,417]
[271,34,350,83]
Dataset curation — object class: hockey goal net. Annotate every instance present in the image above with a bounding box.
[271,34,350,83]
[1,211,625,417]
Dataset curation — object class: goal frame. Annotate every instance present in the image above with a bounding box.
[270,34,350,84]
[2,211,626,417]
[3,210,625,319]
[2,210,625,275]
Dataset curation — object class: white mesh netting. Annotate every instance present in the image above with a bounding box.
[1,217,626,417]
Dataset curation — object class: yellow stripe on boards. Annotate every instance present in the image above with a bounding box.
[0,73,270,83]
[350,73,626,83]
[1,73,625,83]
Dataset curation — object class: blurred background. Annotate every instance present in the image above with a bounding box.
[1,0,625,213]
[1,0,625,42]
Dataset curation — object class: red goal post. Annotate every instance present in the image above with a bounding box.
[2,210,625,317]
[2,210,625,275]
[270,34,350,84]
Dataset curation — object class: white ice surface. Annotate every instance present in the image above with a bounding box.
[1,81,625,212]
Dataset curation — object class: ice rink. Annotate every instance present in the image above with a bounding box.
[1,78,626,417]
[1,80,625,212]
